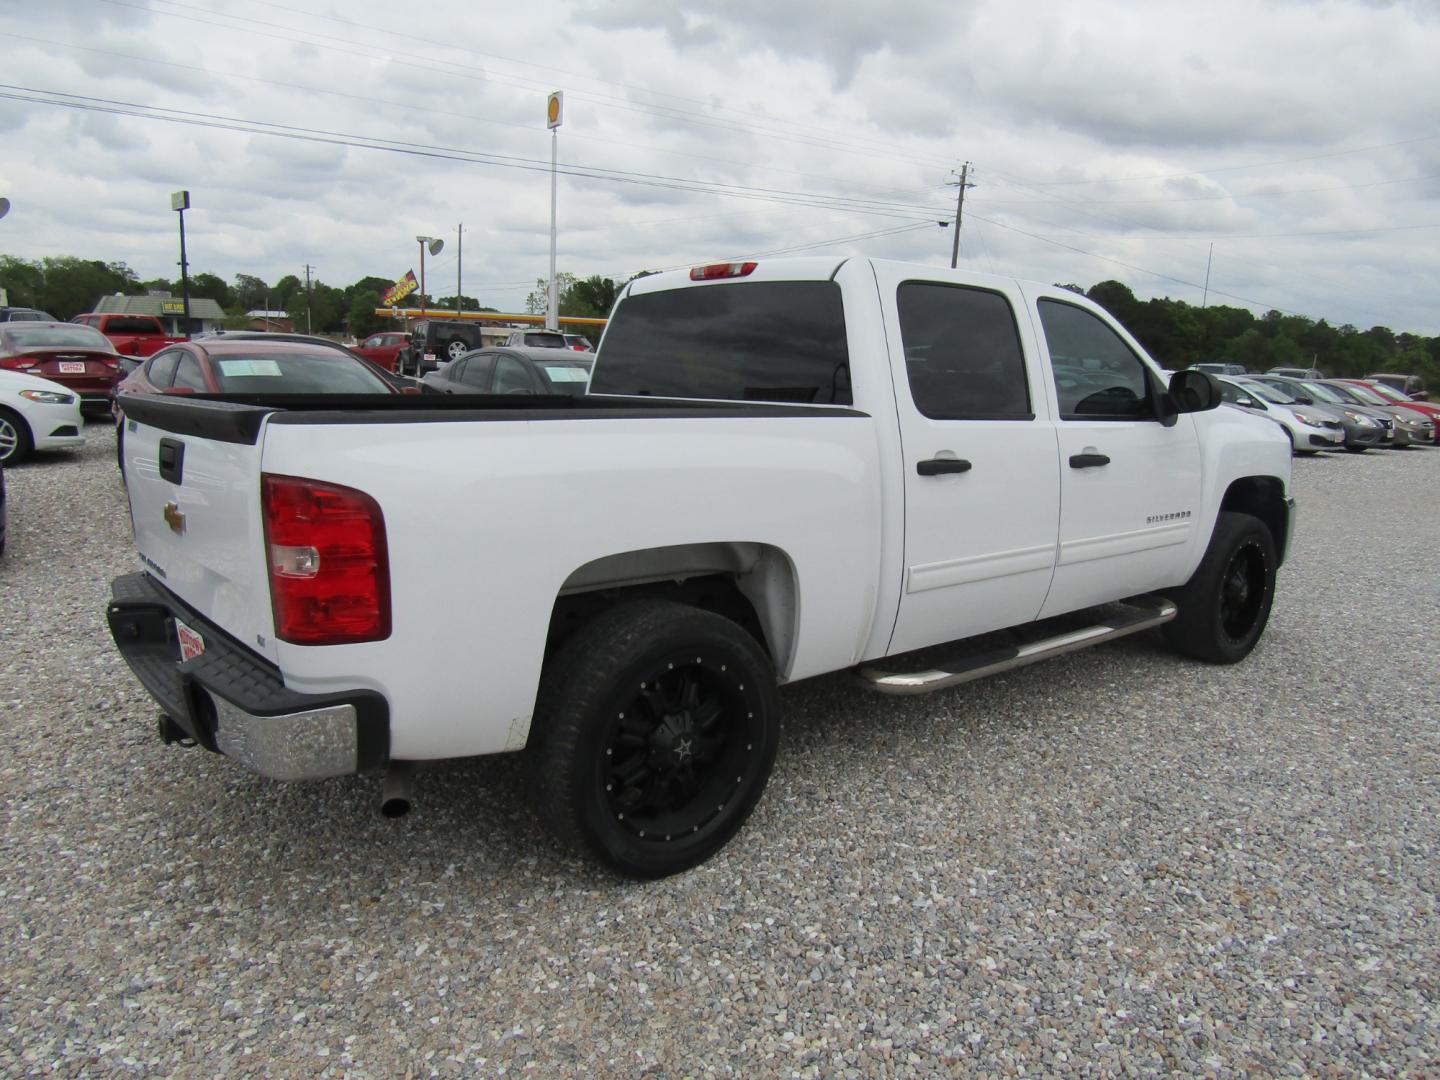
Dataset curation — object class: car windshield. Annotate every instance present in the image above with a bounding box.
[3,325,113,351]
[209,350,393,393]
[1242,381,1291,404]
[535,359,593,395]
[1337,382,1389,405]
[1297,380,1344,404]
[1363,382,1410,403]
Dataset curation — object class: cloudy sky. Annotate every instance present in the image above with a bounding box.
[1,0,1438,333]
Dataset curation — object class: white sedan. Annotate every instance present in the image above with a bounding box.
[0,368,87,464]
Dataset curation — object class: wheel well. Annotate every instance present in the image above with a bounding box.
[546,543,798,675]
[1220,476,1289,564]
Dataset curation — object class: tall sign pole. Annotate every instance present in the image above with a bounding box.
[546,91,563,331]
[171,190,191,339]
[456,222,464,314]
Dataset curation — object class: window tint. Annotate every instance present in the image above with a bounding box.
[105,317,163,334]
[462,353,496,388]
[1218,382,1254,406]
[147,350,182,387]
[1039,300,1155,420]
[174,354,208,391]
[591,281,851,405]
[897,282,1030,420]
[493,355,537,393]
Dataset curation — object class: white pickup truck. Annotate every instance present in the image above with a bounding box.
[108,257,1294,878]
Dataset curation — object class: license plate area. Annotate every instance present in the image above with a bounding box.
[59,361,86,373]
[175,618,206,662]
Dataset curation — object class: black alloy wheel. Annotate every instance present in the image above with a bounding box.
[1163,511,1277,664]
[527,599,780,879]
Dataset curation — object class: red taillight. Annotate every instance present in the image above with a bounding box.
[689,261,757,281]
[262,474,390,645]
[0,356,38,372]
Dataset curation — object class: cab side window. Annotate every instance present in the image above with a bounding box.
[897,283,1031,420]
[1039,300,1157,420]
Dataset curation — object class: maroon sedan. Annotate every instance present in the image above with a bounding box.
[0,322,121,415]
[116,337,403,405]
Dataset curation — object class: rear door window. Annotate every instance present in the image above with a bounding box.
[146,350,182,387]
[591,281,851,405]
[174,355,208,391]
[897,282,1031,419]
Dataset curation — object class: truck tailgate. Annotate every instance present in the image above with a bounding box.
[120,399,278,664]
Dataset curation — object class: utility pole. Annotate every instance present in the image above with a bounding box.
[1201,243,1214,309]
[303,263,315,334]
[456,222,463,315]
[947,163,974,269]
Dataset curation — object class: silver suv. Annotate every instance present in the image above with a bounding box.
[503,329,594,351]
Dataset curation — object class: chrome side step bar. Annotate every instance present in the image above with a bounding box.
[856,596,1177,696]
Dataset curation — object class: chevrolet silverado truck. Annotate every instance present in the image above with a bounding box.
[106,257,1294,878]
[73,313,185,361]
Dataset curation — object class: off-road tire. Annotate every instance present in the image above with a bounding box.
[445,338,469,362]
[526,599,780,879]
[1163,511,1276,664]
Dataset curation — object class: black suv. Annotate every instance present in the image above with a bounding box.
[403,320,487,373]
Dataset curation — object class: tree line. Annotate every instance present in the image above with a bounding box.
[2,253,1434,381]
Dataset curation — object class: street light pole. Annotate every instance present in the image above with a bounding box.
[171,190,191,339]
[546,91,563,332]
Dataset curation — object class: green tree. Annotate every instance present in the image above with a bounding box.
[189,272,233,309]
[271,274,302,311]
[566,275,622,318]
[34,257,141,319]
[232,273,270,312]
[348,289,385,338]
[526,272,578,316]
[0,255,45,309]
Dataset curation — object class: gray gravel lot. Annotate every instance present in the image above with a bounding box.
[2,423,1438,1077]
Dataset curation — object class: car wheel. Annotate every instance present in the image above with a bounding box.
[0,407,33,465]
[526,599,780,879]
[1162,511,1276,665]
[445,338,469,362]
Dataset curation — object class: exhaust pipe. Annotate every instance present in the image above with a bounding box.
[379,761,415,819]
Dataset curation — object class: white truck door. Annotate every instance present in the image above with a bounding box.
[875,265,1062,656]
[1021,286,1203,618]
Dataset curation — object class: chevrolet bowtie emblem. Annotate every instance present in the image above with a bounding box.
[164,502,186,535]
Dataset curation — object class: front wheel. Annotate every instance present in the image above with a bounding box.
[526,599,780,879]
[0,407,33,465]
[1163,511,1277,664]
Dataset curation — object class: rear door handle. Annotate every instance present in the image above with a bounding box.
[917,458,973,476]
[1069,453,1110,469]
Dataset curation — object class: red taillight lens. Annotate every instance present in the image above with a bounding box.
[0,356,37,371]
[262,474,391,645]
[689,261,757,281]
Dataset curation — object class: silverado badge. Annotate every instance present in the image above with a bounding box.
[163,502,187,536]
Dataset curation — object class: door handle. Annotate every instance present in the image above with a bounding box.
[1069,453,1110,469]
[917,458,972,476]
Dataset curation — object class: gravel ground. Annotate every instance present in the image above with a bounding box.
[2,423,1437,1077]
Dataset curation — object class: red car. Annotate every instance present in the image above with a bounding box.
[72,313,185,359]
[116,337,404,405]
[352,330,411,372]
[0,322,121,415]
[1338,379,1440,443]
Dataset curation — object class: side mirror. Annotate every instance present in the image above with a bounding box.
[1166,369,1221,414]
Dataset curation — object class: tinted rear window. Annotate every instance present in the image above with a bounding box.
[104,317,163,334]
[209,351,392,394]
[591,281,851,405]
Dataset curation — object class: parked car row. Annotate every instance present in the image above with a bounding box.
[1212,373,1436,454]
